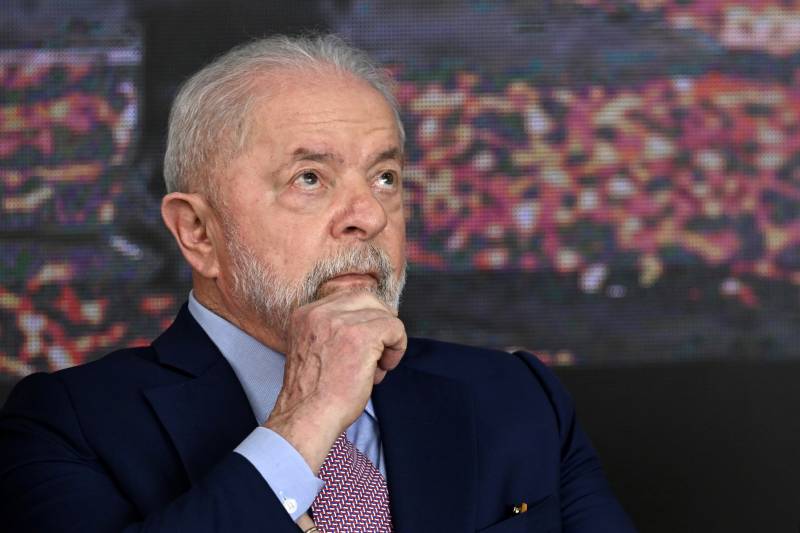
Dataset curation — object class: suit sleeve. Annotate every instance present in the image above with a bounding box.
[0,372,300,533]
[512,351,638,533]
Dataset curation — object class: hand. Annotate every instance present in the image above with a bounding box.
[296,513,315,531]
[265,289,407,473]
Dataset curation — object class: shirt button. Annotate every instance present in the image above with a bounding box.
[283,498,298,514]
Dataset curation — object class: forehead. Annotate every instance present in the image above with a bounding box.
[244,67,401,152]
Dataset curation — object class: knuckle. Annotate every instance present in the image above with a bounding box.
[328,313,345,330]
[332,322,358,345]
[303,304,324,322]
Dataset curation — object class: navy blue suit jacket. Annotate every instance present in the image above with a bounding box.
[0,305,635,532]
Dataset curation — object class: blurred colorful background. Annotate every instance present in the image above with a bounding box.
[3,0,800,384]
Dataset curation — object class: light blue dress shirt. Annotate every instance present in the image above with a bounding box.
[187,293,386,520]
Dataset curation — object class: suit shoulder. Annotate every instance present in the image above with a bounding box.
[405,337,575,427]
[4,346,157,405]
[406,337,508,362]
[57,345,161,386]
[41,344,188,415]
[405,337,554,386]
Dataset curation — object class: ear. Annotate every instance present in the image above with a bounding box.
[161,192,222,279]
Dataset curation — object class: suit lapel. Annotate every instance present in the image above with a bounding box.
[143,305,258,484]
[141,306,479,530]
[374,347,477,533]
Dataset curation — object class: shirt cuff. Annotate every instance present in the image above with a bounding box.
[234,426,325,520]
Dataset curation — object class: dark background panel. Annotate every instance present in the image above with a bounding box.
[556,361,800,532]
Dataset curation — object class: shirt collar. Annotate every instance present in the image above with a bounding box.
[187,292,377,423]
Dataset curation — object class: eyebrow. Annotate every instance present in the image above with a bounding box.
[289,146,404,168]
[366,147,404,168]
[290,148,343,165]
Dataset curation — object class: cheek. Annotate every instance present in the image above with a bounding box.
[384,212,407,263]
[260,223,320,277]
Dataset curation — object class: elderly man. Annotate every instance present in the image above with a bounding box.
[0,35,635,532]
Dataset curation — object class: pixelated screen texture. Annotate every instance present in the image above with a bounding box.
[2,0,800,381]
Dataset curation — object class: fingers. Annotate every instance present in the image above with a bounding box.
[373,318,406,384]
[376,316,406,372]
[292,289,406,373]
[335,310,405,371]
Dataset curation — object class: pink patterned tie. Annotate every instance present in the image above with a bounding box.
[310,432,394,532]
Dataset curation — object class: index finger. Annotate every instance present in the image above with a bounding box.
[377,316,407,372]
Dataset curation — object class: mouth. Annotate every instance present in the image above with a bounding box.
[324,271,379,285]
[316,271,380,295]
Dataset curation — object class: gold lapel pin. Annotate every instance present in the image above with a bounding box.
[512,502,528,514]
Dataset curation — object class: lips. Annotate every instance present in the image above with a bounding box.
[315,272,380,299]
[326,272,379,284]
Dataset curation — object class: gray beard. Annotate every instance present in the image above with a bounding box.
[224,223,406,337]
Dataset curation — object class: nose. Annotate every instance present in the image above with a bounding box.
[330,181,388,241]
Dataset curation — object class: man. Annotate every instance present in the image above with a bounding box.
[0,34,635,532]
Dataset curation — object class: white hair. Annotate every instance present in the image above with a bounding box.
[163,33,405,197]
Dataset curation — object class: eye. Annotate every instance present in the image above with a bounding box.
[375,171,398,189]
[294,170,321,189]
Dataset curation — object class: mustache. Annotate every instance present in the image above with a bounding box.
[304,244,396,301]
